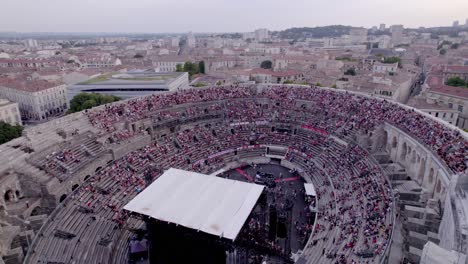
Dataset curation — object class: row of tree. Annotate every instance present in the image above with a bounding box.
[0,121,23,144]
[382,56,402,68]
[176,61,205,76]
[68,93,121,113]
[446,77,468,88]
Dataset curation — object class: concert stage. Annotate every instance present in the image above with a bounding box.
[124,165,315,264]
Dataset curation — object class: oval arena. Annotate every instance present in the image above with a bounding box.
[0,85,466,264]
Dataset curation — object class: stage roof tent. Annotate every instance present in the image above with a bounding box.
[304,183,316,196]
[123,168,264,241]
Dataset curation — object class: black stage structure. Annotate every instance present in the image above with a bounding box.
[126,189,301,264]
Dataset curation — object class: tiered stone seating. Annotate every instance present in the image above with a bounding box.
[33,85,468,264]
[28,132,105,181]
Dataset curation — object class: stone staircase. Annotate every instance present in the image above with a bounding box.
[372,151,442,263]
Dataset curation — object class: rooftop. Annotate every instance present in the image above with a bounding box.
[407,97,454,111]
[0,77,64,92]
[123,168,264,240]
[0,99,16,107]
[76,71,185,85]
[431,85,468,99]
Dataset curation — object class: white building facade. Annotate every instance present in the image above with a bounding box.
[0,84,68,121]
[0,99,22,126]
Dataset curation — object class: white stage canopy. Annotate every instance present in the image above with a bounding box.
[304,183,316,196]
[421,241,466,264]
[123,168,264,241]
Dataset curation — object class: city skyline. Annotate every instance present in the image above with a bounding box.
[1,0,468,33]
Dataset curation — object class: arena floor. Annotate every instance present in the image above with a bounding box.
[219,162,313,255]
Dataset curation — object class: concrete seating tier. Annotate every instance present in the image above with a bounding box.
[28,122,393,264]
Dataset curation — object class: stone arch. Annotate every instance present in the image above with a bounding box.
[15,190,20,198]
[391,136,397,148]
[429,168,435,184]
[71,184,79,191]
[411,150,417,163]
[381,130,388,150]
[418,158,426,181]
[95,166,102,173]
[30,206,43,216]
[59,194,67,203]
[400,142,407,161]
[84,175,91,181]
[4,190,14,202]
[436,180,442,193]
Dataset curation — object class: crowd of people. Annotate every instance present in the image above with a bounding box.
[87,85,253,132]
[87,85,466,173]
[261,86,467,173]
[32,84,468,263]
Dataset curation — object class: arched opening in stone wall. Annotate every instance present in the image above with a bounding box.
[382,130,388,151]
[4,190,13,202]
[95,167,102,173]
[72,184,79,191]
[15,190,20,198]
[59,194,67,203]
[418,158,426,181]
[436,180,442,193]
[429,168,435,184]
[84,175,91,181]
[411,150,417,163]
[30,206,43,216]
[400,142,407,161]
[392,137,397,148]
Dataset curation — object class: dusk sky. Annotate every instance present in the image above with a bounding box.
[2,0,468,33]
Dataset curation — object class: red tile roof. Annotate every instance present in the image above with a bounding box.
[0,77,64,92]
[431,85,468,99]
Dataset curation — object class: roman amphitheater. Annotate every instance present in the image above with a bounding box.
[0,84,466,264]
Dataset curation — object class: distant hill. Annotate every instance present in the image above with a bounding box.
[273,25,354,40]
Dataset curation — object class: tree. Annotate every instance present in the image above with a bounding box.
[68,93,120,113]
[283,80,295,84]
[316,82,322,87]
[335,57,355,62]
[193,82,206,87]
[437,41,452,50]
[0,121,23,144]
[344,68,356,76]
[175,64,184,72]
[445,76,467,88]
[183,61,199,76]
[198,61,205,74]
[331,84,337,88]
[383,56,402,68]
[82,99,97,109]
[215,80,222,86]
[260,60,272,69]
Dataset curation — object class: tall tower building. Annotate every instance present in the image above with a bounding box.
[379,24,386,31]
[349,28,368,44]
[390,25,404,46]
[186,32,196,48]
[254,28,269,41]
[23,39,38,49]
